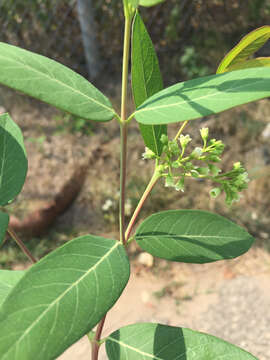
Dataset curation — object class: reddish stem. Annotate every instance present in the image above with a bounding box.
[91,314,107,360]
[7,227,37,263]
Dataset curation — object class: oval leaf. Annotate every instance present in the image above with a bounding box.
[134,67,270,125]
[0,113,27,205]
[139,0,165,7]
[135,210,254,263]
[0,211,9,246]
[217,26,270,74]
[132,12,167,155]
[0,235,130,360]
[226,57,270,72]
[106,323,258,359]
[0,42,115,122]
[0,270,24,306]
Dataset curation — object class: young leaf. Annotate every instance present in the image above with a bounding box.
[139,0,165,7]
[105,323,258,359]
[0,113,28,206]
[0,212,9,246]
[0,235,130,360]
[217,26,270,74]
[226,57,270,72]
[132,12,167,156]
[134,67,270,125]
[0,270,24,306]
[135,210,254,263]
[0,42,115,122]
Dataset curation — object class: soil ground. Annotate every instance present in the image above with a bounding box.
[58,248,270,360]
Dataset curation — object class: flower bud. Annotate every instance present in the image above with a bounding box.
[200,127,209,141]
[190,147,203,159]
[179,134,192,149]
[142,147,156,160]
[210,187,221,198]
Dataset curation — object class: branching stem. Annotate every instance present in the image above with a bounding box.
[7,227,37,264]
[174,120,189,141]
[125,168,161,241]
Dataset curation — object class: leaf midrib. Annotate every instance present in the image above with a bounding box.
[136,234,245,240]
[134,21,160,155]
[107,336,163,359]
[1,241,121,359]
[135,75,269,114]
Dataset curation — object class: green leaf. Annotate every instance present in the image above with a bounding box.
[217,26,270,74]
[0,113,28,205]
[134,67,270,125]
[139,0,164,7]
[132,13,166,156]
[226,57,270,72]
[0,211,9,246]
[0,42,115,122]
[0,270,24,306]
[106,323,258,359]
[129,0,139,8]
[135,210,254,263]
[0,235,130,360]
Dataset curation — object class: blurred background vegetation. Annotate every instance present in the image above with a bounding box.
[1,0,270,84]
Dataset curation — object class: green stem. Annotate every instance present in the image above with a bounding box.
[121,16,132,124]
[7,227,37,264]
[119,122,128,244]
[174,120,189,141]
[119,15,132,245]
[91,13,133,360]
[125,167,161,242]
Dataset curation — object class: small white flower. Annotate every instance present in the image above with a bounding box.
[102,199,113,211]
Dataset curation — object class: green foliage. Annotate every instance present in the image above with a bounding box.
[0,270,24,306]
[131,12,167,155]
[135,210,254,263]
[0,212,9,246]
[0,4,265,359]
[180,46,209,79]
[54,112,95,135]
[0,43,115,122]
[134,67,270,125]
[144,128,249,204]
[0,235,130,360]
[217,26,270,73]
[105,323,257,359]
[139,0,165,7]
[0,113,28,206]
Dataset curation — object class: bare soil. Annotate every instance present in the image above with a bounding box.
[59,248,270,360]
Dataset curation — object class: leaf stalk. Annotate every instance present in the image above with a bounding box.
[7,227,37,264]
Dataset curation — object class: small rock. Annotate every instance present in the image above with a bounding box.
[251,212,258,220]
[259,231,269,240]
[141,291,150,303]
[137,252,154,267]
[262,123,270,140]
[0,106,6,114]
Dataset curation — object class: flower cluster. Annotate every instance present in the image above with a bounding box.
[142,128,249,205]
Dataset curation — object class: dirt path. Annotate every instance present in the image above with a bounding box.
[59,248,270,360]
